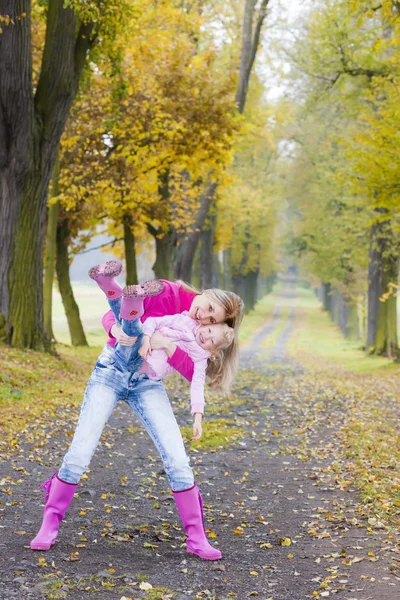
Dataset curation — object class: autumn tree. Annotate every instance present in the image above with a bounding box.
[281,0,400,354]
[0,0,137,349]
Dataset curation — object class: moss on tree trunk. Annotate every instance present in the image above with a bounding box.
[367,219,399,356]
[56,219,88,346]
[123,215,138,285]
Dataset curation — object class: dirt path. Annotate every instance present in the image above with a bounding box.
[1,285,399,600]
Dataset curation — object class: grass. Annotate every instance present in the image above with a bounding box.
[0,343,101,439]
[181,417,243,451]
[52,282,110,345]
[287,285,396,373]
[287,285,400,529]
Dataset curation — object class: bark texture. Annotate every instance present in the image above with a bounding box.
[0,0,94,348]
[175,182,217,282]
[123,215,138,285]
[366,220,398,356]
[56,218,88,346]
[43,155,60,341]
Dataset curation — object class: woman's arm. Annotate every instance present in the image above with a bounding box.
[149,331,194,382]
[102,310,116,337]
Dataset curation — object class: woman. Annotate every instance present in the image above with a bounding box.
[30,276,244,561]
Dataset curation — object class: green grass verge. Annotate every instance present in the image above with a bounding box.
[288,286,395,373]
[288,285,400,529]
[0,343,101,438]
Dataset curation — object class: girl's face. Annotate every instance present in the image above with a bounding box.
[195,323,227,352]
[189,293,226,325]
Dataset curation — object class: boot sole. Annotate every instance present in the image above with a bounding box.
[123,280,164,298]
[89,260,122,280]
[30,540,56,551]
[187,548,222,560]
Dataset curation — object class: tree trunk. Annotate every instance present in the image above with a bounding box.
[147,170,177,280]
[366,219,399,356]
[243,270,259,313]
[56,218,88,346]
[0,0,94,349]
[200,212,218,289]
[236,0,271,114]
[175,182,217,282]
[43,155,60,341]
[123,215,138,285]
[344,300,359,340]
[222,249,232,291]
[330,288,338,323]
[322,283,332,313]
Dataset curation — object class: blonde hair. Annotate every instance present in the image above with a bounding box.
[206,326,239,393]
[177,281,245,333]
[177,280,244,392]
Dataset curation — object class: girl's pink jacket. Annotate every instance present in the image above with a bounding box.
[141,312,210,415]
[101,279,196,382]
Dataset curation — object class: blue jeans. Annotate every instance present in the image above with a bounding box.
[59,345,194,491]
[108,297,143,372]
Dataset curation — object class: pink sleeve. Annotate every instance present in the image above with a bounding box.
[190,359,207,415]
[167,346,194,382]
[143,314,180,337]
[102,310,116,337]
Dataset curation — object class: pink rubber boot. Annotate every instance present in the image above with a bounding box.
[88,260,123,299]
[120,280,164,319]
[173,484,222,560]
[30,473,78,551]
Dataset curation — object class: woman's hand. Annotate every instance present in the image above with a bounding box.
[138,335,151,360]
[192,413,203,440]
[110,324,138,347]
[150,331,176,357]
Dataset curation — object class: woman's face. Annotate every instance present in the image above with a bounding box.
[189,293,226,325]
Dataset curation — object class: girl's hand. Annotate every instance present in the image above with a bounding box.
[138,335,151,360]
[192,413,203,440]
[150,331,176,357]
[110,324,138,347]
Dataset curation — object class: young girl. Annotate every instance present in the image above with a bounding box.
[30,265,244,561]
[89,260,235,423]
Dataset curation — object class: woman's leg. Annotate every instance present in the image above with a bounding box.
[127,378,194,491]
[59,377,119,483]
[128,377,221,560]
[31,348,123,550]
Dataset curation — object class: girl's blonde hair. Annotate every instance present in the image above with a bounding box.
[206,325,239,392]
[177,281,244,392]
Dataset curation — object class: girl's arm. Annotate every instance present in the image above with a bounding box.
[190,359,207,416]
[149,331,194,382]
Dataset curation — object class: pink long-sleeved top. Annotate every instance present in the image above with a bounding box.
[101,279,196,383]
[139,312,209,415]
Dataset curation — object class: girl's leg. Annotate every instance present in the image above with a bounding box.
[115,280,164,370]
[120,280,164,319]
[89,260,123,299]
[108,297,122,325]
[114,317,144,372]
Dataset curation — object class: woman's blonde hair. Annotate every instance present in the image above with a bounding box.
[177,280,244,392]
[177,281,245,333]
